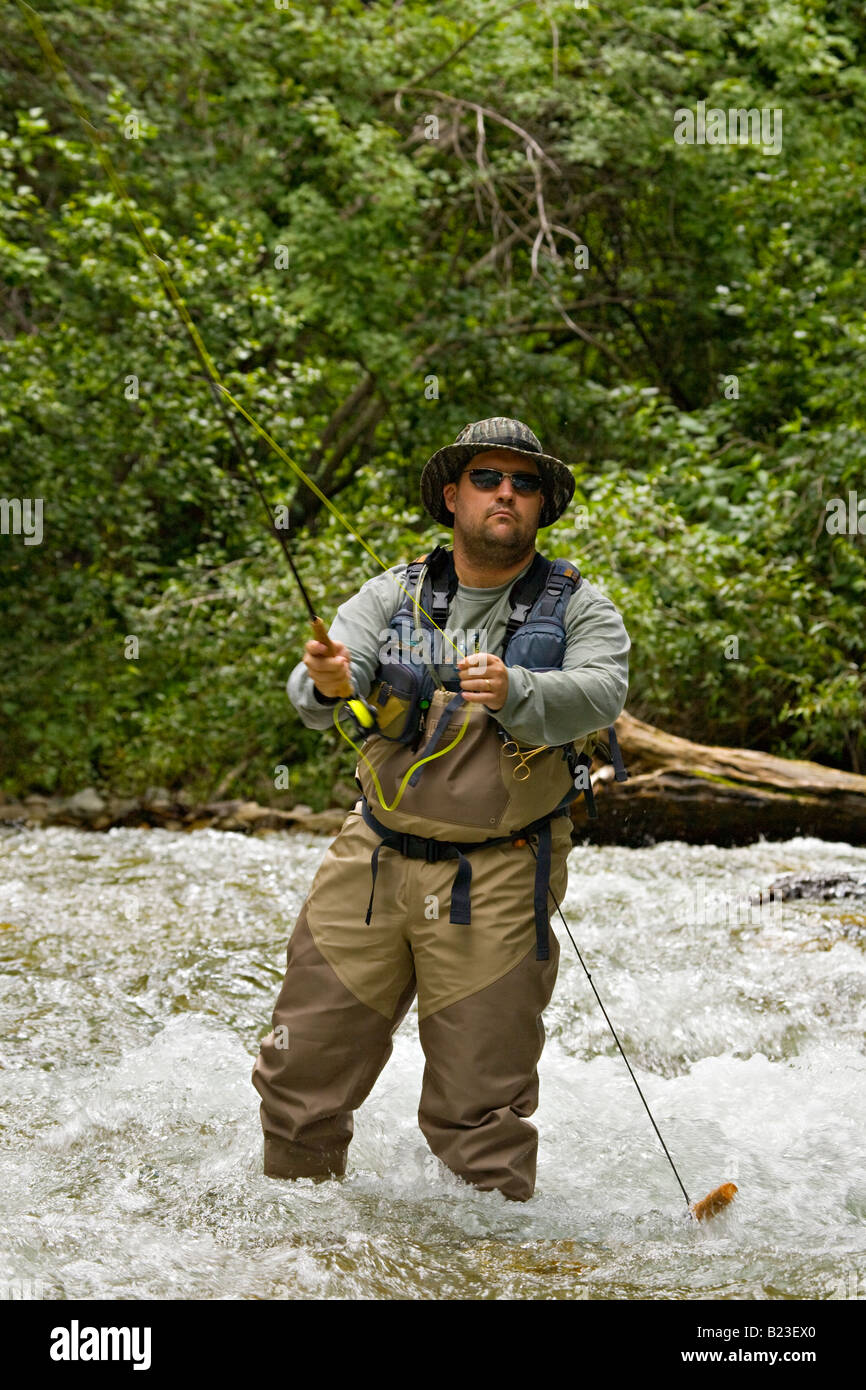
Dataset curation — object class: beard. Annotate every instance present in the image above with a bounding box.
[453,506,537,568]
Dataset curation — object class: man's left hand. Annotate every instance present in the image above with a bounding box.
[457,652,509,711]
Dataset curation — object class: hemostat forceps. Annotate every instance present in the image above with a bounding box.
[501,740,550,781]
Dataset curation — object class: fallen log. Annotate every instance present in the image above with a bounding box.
[574,712,866,847]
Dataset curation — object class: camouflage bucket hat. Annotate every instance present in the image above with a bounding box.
[420,416,575,529]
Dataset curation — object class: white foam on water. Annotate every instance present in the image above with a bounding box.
[0,826,864,1299]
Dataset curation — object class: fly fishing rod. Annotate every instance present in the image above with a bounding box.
[14,0,475,737]
[23,2,738,1223]
[15,1,374,712]
[20,0,502,805]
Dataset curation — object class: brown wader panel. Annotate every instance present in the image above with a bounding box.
[302,806,570,1020]
[252,806,571,1198]
[251,904,417,1179]
[418,931,560,1202]
[357,687,582,842]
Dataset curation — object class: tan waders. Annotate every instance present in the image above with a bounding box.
[252,690,576,1201]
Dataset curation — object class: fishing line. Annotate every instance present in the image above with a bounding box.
[21,3,737,1220]
[332,702,471,812]
[527,837,736,1222]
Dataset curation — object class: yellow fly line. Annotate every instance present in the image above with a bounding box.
[15,0,467,668]
[19,2,564,805]
[333,703,472,812]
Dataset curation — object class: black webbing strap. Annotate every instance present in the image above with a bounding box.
[362,798,476,927]
[608,724,628,781]
[401,558,425,604]
[360,798,566,958]
[422,545,459,627]
[572,756,600,817]
[365,840,383,925]
[449,853,473,925]
[533,819,553,960]
[504,553,551,644]
[407,691,465,788]
[365,835,473,926]
[504,555,582,647]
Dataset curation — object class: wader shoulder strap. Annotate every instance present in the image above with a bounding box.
[394,547,455,629]
[421,544,459,628]
[504,554,582,647]
[504,553,551,644]
[397,548,579,648]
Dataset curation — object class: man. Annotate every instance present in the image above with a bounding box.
[252,416,630,1201]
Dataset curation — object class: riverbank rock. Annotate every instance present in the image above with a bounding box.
[57,788,106,824]
[143,787,173,806]
[768,873,866,903]
[106,797,142,826]
[0,789,346,838]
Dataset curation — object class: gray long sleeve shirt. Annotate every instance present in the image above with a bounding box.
[287,553,630,746]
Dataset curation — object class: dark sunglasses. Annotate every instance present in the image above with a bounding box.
[463,467,543,494]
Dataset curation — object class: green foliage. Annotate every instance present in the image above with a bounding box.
[1,0,864,804]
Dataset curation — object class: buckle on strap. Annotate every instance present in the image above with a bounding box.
[360,797,564,948]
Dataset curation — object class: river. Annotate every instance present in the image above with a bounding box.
[1,824,864,1300]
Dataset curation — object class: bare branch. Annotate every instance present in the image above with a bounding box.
[550,221,587,251]
[537,0,560,84]
[525,144,560,276]
[401,88,560,173]
[397,0,538,91]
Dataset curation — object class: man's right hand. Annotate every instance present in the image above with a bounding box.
[302,637,352,699]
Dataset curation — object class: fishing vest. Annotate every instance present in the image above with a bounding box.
[368,547,582,742]
[353,546,627,958]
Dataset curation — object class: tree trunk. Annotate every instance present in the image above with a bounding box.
[573,712,866,847]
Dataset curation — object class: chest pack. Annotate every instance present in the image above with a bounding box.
[366,545,626,816]
[369,545,574,736]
